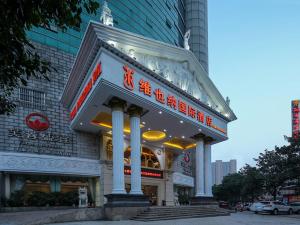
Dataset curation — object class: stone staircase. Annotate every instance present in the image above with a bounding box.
[131,205,230,221]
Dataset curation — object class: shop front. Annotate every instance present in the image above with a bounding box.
[61,21,236,219]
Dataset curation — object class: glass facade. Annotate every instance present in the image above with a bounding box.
[27,0,185,55]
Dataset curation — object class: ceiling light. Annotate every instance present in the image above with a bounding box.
[142,130,166,141]
[181,135,185,139]
[148,128,151,131]
[158,111,162,114]
[198,128,202,132]
[169,135,172,138]
[163,129,167,132]
[142,121,146,125]
[79,122,83,126]
[180,120,183,124]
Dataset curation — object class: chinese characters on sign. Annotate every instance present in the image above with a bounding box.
[292,100,300,139]
[123,65,134,90]
[122,65,226,135]
[70,63,102,120]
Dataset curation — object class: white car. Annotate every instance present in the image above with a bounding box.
[262,201,293,215]
[250,201,269,213]
[290,202,300,214]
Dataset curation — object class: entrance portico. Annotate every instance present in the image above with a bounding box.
[61,21,236,219]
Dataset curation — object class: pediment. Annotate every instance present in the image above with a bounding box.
[62,21,236,122]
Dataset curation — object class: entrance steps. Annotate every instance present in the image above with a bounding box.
[131,205,230,221]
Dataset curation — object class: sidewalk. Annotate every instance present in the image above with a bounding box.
[0,208,102,225]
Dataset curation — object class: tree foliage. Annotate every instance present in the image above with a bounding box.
[255,136,300,199]
[239,164,264,201]
[213,165,264,204]
[212,173,244,205]
[0,0,99,114]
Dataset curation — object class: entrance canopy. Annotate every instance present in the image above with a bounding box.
[61,22,236,149]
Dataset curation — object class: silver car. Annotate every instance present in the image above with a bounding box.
[250,201,269,213]
[290,202,300,214]
[262,201,293,215]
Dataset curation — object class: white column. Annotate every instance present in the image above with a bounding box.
[129,113,143,195]
[111,105,126,194]
[195,139,205,197]
[204,143,213,196]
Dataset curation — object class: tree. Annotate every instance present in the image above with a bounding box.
[0,0,99,114]
[239,164,264,202]
[255,148,287,200]
[279,136,300,182]
[212,173,244,205]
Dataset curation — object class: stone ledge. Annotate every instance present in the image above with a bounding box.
[105,194,150,207]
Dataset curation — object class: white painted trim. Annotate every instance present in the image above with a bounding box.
[0,152,101,176]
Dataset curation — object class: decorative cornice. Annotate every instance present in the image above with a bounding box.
[0,152,101,176]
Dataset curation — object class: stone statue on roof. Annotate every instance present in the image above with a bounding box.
[100,1,114,26]
[184,29,191,50]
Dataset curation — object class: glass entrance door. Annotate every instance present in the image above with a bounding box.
[142,185,158,206]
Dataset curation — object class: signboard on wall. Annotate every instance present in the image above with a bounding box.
[124,166,163,179]
[292,100,300,139]
[7,112,75,157]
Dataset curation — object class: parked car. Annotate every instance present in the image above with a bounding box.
[262,201,293,215]
[219,201,229,209]
[290,202,300,214]
[250,201,269,213]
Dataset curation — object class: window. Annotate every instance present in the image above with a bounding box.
[146,0,153,7]
[18,88,46,109]
[166,18,172,29]
[165,0,172,10]
[146,17,154,29]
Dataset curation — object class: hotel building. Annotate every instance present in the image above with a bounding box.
[0,0,236,217]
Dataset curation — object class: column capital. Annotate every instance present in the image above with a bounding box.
[108,97,126,110]
[192,133,206,141]
[204,136,214,144]
[127,104,143,117]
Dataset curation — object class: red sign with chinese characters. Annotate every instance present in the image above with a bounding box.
[123,65,134,90]
[122,65,226,135]
[124,166,163,179]
[292,100,300,139]
[70,62,102,120]
[25,113,50,131]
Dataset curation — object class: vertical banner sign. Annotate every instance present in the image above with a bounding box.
[292,100,300,139]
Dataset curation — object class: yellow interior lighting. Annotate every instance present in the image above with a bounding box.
[163,142,184,150]
[142,130,166,141]
[163,137,196,150]
[185,143,197,150]
[91,112,143,133]
[98,122,131,133]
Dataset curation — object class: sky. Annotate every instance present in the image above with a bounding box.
[208,0,300,169]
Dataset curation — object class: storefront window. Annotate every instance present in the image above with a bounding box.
[5,174,97,207]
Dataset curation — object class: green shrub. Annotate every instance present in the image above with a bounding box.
[6,190,26,207]
[27,191,49,206]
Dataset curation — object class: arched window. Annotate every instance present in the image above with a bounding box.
[124,146,160,169]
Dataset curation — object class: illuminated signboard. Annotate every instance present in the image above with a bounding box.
[70,62,102,120]
[122,65,226,135]
[124,166,163,179]
[292,100,300,139]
